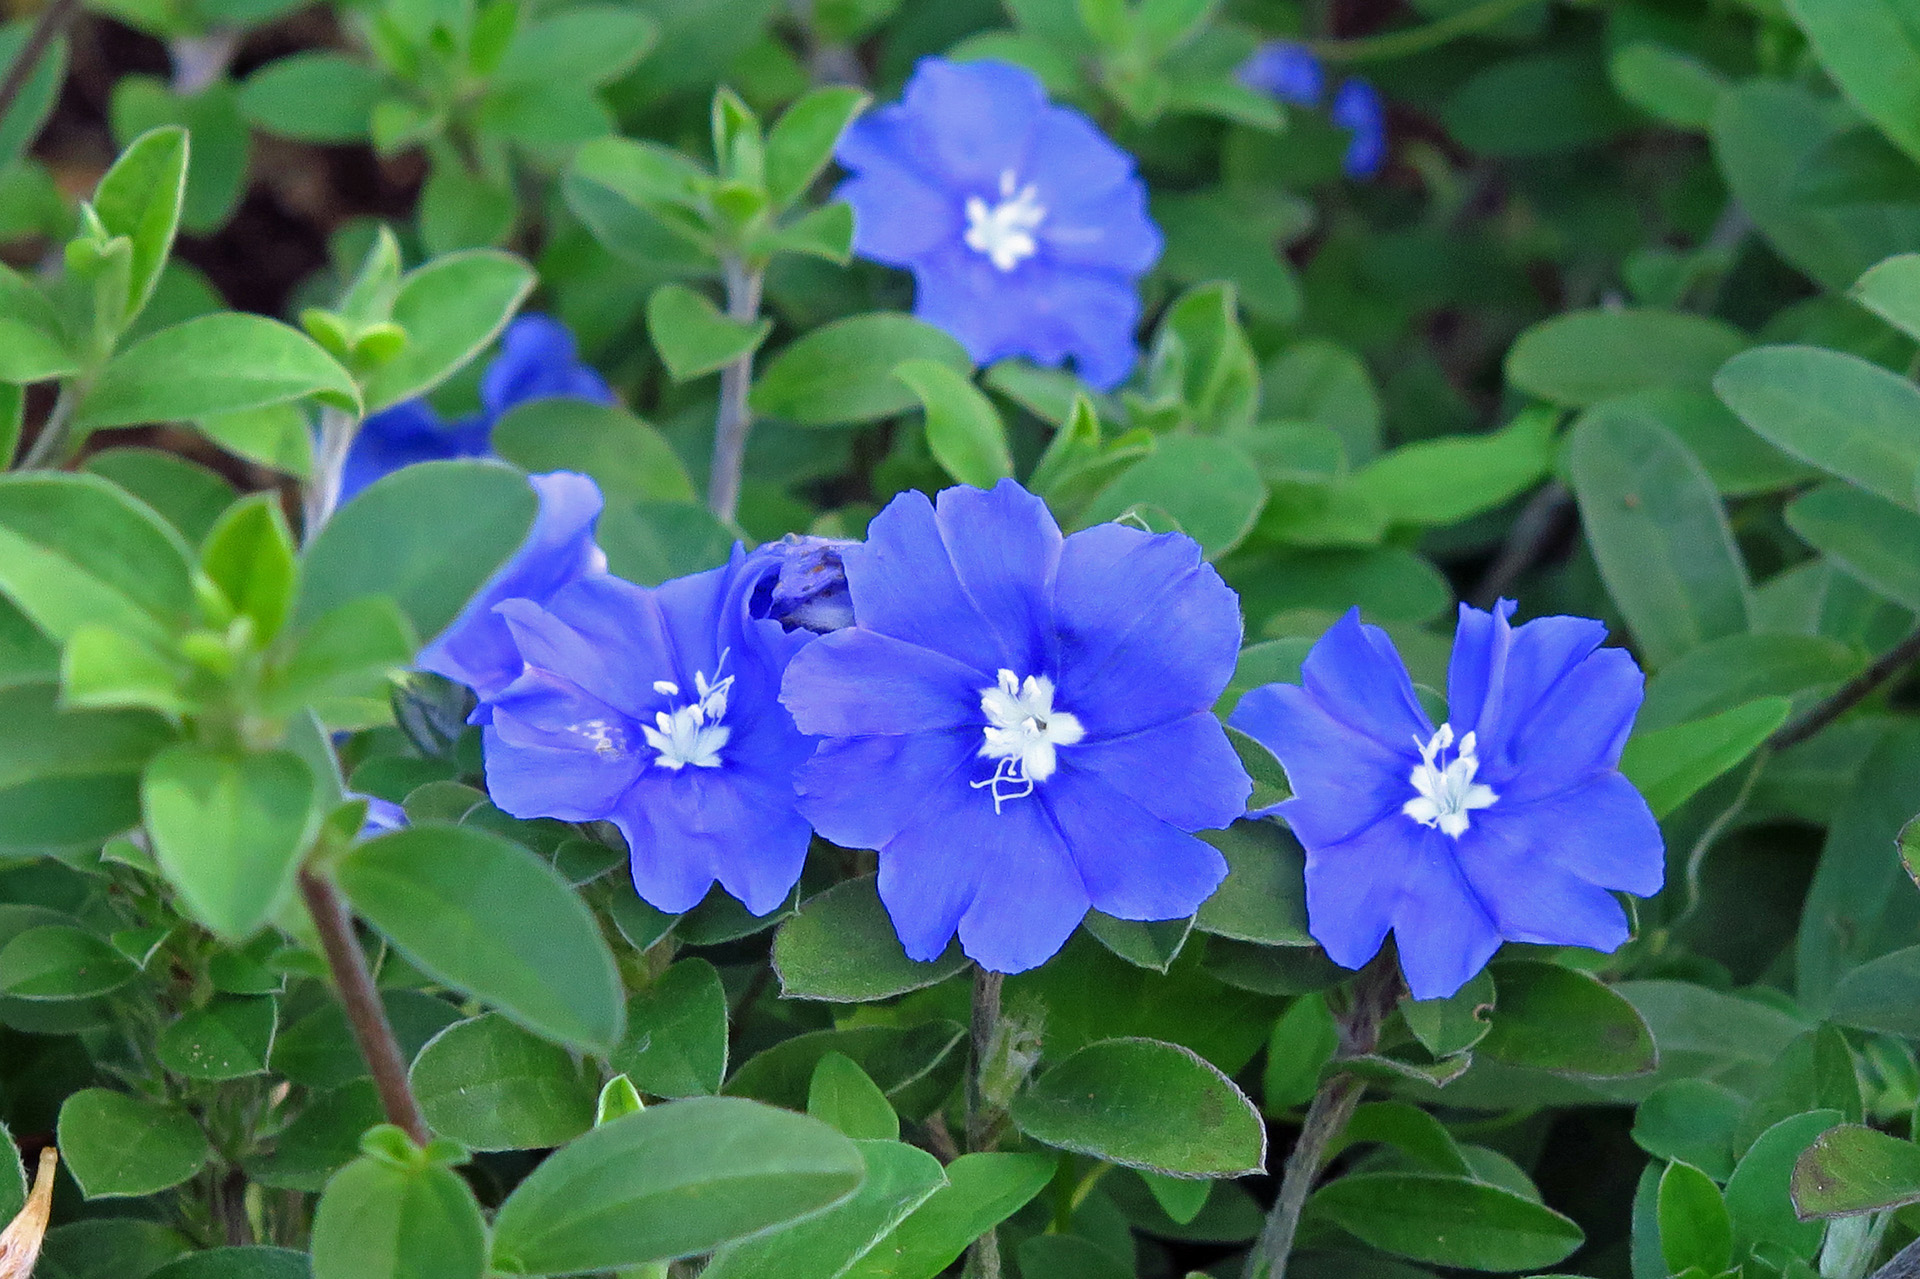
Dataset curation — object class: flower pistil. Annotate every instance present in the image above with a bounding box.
[964,170,1047,272]
[1402,723,1497,837]
[643,659,735,770]
[973,668,1084,811]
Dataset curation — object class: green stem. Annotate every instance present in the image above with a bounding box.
[706,256,764,525]
[1304,0,1543,63]
[0,0,80,127]
[965,966,1007,1279]
[303,405,361,540]
[1770,625,1920,752]
[18,382,79,470]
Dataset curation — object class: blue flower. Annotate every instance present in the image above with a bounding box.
[834,58,1162,392]
[358,796,408,838]
[418,471,608,713]
[340,314,614,503]
[1229,602,1664,1000]
[780,480,1250,974]
[481,546,816,916]
[1238,41,1325,107]
[1330,79,1388,178]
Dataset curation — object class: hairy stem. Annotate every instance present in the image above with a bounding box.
[965,967,1007,1279]
[1243,953,1402,1279]
[1770,626,1920,752]
[1872,1235,1920,1279]
[0,0,81,128]
[298,869,431,1146]
[17,383,78,470]
[303,405,360,540]
[706,257,764,525]
[1305,0,1543,63]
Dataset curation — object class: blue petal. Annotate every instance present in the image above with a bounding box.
[781,629,983,737]
[1330,79,1388,179]
[897,58,1045,188]
[419,471,607,706]
[838,488,1005,677]
[833,111,959,266]
[1455,811,1631,953]
[932,480,1061,675]
[1231,682,1410,847]
[874,774,988,961]
[1052,521,1239,736]
[1495,647,1645,803]
[1386,827,1503,999]
[1298,813,1407,974]
[495,575,668,722]
[1064,710,1249,831]
[1044,766,1228,922]
[613,768,810,916]
[339,401,490,503]
[1488,772,1664,897]
[483,690,642,823]
[952,796,1090,973]
[1300,609,1433,752]
[480,313,614,420]
[1441,598,1513,738]
[796,728,978,851]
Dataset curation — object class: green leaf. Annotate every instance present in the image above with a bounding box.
[201,493,299,643]
[37,1219,192,1278]
[0,263,78,384]
[92,125,189,324]
[1083,911,1192,974]
[1609,42,1727,130]
[1154,190,1303,324]
[1308,1173,1583,1270]
[0,925,138,999]
[1443,50,1633,157]
[1827,945,1920,1037]
[1474,960,1656,1078]
[1621,697,1791,818]
[646,283,771,382]
[773,874,968,1003]
[1567,407,1750,667]
[1715,345,1920,511]
[1633,1079,1746,1182]
[726,1023,969,1122]
[1659,1160,1732,1275]
[1790,0,1920,166]
[410,1013,597,1151]
[334,824,624,1053]
[491,399,694,504]
[1852,253,1920,343]
[147,1247,315,1279]
[0,682,169,852]
[197,403,314,479]
[1786,483,1920,611]
[0,471,194,647]
[142,745,318,943]
[1608,387,1821,498]
[765,87,870,209]
[264,596,414,723]
[840,1157,1052,1279]
[296,459,537,640]
[1639,633,1860,731]
[1507,308,1747,407]
[1791,1123,1920,1219]
[702,1139,946,1279]
[58,1089,211,1198]
[309,1154,486,1279]
[360,251,534,411]
[1725,1110,1842,1258]
[1077,434,1266,559]
[751,313,971,427]
[109,77,250,234]
[1263,994,1338,1111]
[79,313,359,430]
[1193,820,1310,946]
[597,498,734,587]
[0,21,66,169]
[493,6,657,87]
[157,996,277,1080]
[1348,407,1555,528]
[895,359,1014,488]
[1401,969,1496,1061]
[1011,1037,1265,1177]
[85,447,238,544]
[489,1098,866,1274]
[239,53,382,142]
[808,1052,899,1142]
[1145,281,1259,434]
[612,957,728,1098]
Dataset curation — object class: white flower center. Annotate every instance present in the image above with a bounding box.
[972,668,1084,812]
[1402,723,1497,838]
[964,170,1046,272]
[641,657,733,771]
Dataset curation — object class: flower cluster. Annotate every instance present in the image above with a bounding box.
[342,314,613,501]
[836,58,1162,391]
[1239,42,1389,179]
[426,474,1662,991]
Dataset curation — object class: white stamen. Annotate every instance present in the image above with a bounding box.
[641,651,734,771]
[964,169,1046,272]
[1402,723,1497,838]
[972,668,1084,812]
